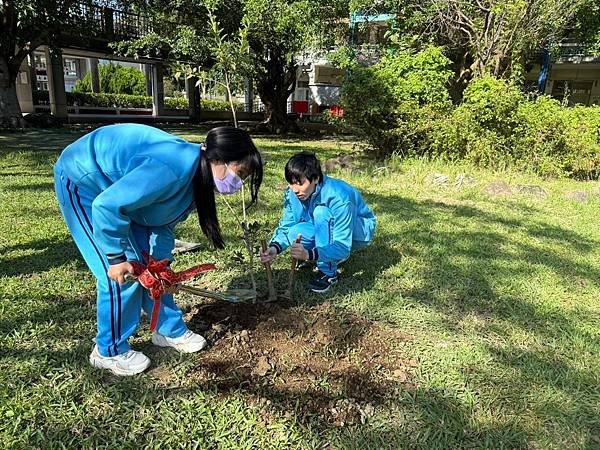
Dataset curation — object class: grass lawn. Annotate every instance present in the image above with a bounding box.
[0,125,599,449]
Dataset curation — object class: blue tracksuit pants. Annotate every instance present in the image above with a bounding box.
[54,169,187,357]
[284,205,371,277]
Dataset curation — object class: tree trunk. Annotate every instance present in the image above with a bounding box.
[447,49,474,104]
[0,56,26,129]
[255,61,298,134]
[257,85,289,132]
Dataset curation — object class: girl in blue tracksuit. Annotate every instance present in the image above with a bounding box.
[260,152,376,293]
[54,123,262,375]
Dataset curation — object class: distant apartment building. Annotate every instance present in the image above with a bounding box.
[290,56,345,116]
[527,43,600,106]
[288,13,394,117]
[32,52,89,92]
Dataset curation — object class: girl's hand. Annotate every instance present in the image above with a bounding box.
[108,261,135,284]
[291,242,309,261]
[260,246,278,264]
[164,284,180,295]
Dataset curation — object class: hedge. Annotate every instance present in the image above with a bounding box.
[33,91,243,111]
[430,77,600,179]
[337,50,600,179]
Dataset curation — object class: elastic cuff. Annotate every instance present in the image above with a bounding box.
[270,242,283,254]
[107,254,127,265]
[307,248,319,261]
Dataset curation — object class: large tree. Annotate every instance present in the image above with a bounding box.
[118,0,349,132]
[0,0,84,128]
[243,0,348,132]
[573,0,600,54]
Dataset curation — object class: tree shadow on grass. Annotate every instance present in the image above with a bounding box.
[0,294,94,339]
[3,182,598,447]
[2,181,55,191]
[0,129,83,153]
[362,192,600,444]
[211,191,599,446]
[0,237,83,277]
[19,380,530,448]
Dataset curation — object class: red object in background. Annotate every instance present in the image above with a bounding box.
[292,100,309,114]
[131,253,215,330]
[330,105,344,117]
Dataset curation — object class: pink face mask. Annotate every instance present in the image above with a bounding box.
[214,164,243,195]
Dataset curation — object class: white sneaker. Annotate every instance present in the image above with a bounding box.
[152,329,208,353]
[89,345,151,376]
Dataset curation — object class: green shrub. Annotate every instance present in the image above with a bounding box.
[34,91,244,113]
[66,92,152,108]
[431,76,525,168]
[431,77,600,178]
[165,97,188,109]
[457,76,524,135]
[201,99,244,111]
[339,46,453,157]
[565,107,600,178]
[512,95,570,177]
[164,98,243,111]
[73,63,146,95]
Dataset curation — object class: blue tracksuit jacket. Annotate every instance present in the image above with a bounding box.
[55,123,200,263]
[270,175,376,266]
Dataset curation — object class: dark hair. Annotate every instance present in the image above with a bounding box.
[193,126,263,249]
[284,152,323,185]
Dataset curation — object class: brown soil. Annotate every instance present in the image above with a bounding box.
[183,301,417,427]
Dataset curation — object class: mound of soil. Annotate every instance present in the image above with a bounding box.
[182,301,417,426]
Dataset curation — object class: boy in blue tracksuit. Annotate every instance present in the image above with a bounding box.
[260,152,376,293]
[54,123,263,375]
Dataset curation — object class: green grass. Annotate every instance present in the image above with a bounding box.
[1,125,599,449]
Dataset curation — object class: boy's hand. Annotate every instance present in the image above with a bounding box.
[260,245,278,264]
[291,242,309,261]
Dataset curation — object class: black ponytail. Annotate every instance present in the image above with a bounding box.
[193,126,263,249]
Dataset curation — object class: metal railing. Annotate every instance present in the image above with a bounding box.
[72,2,152,41]
[556,43,588,58]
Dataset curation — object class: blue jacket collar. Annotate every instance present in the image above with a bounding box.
[306,175,326,201]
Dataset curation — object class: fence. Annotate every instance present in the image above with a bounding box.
[73,1,152,40]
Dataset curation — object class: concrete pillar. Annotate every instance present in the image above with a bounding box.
[88,58,100,93]
[79,57,88,80]
[28,53,37,95]
[245,78,254,113]
[16,59,35,113]
[144,64,153,96]
[151,62,165,117]
[186,75,201,122]
[45,46,68,119]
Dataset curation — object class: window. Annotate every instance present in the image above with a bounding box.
[551,80,593,105]
[64,59,78,77]
[34,54,46,70]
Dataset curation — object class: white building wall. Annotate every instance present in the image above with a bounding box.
[16,60,34,113]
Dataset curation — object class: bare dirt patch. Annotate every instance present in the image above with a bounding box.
[184,301,417,426]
